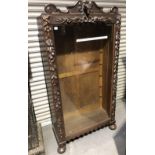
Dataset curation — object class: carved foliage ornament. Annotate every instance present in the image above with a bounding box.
[41,14,66,142]
[41,0,121,144]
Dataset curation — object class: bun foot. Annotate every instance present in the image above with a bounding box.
[109,124,117,130]
[57,145,66,154]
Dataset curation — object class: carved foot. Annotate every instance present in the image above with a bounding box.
[57,145,66,154]
[109,124,117,130]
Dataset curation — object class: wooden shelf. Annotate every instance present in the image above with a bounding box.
[58,68,99,79]
[57,49,108,140]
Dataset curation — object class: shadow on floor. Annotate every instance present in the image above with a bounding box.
[114,121,126,155]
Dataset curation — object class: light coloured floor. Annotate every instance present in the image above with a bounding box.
[42,100,126,155]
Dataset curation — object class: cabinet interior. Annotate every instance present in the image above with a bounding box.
[54,22,113,139]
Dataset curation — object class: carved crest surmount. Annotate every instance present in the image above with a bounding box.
[41,0,121,153]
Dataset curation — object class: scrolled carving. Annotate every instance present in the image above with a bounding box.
[67,0,103,15]
[45,4,61,13]
[111,6,119,14]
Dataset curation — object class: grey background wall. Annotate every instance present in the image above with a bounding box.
[28,0,126,125]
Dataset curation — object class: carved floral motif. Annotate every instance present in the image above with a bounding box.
[55,16,115,24]
[41,15,66,142]
[111,16,121,123]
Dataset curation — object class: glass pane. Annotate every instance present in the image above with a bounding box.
[53,23,113,138]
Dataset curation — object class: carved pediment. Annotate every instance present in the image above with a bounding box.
[67,0,103,16]
[44,0,108,17]
[43,0,120,24]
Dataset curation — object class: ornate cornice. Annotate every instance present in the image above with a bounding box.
[43,0,120,25]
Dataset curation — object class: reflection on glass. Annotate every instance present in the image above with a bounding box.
[54,23,113,138]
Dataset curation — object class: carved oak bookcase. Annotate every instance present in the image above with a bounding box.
[41,0,121,153]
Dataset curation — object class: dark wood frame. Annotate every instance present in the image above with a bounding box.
[40,0,121,153]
